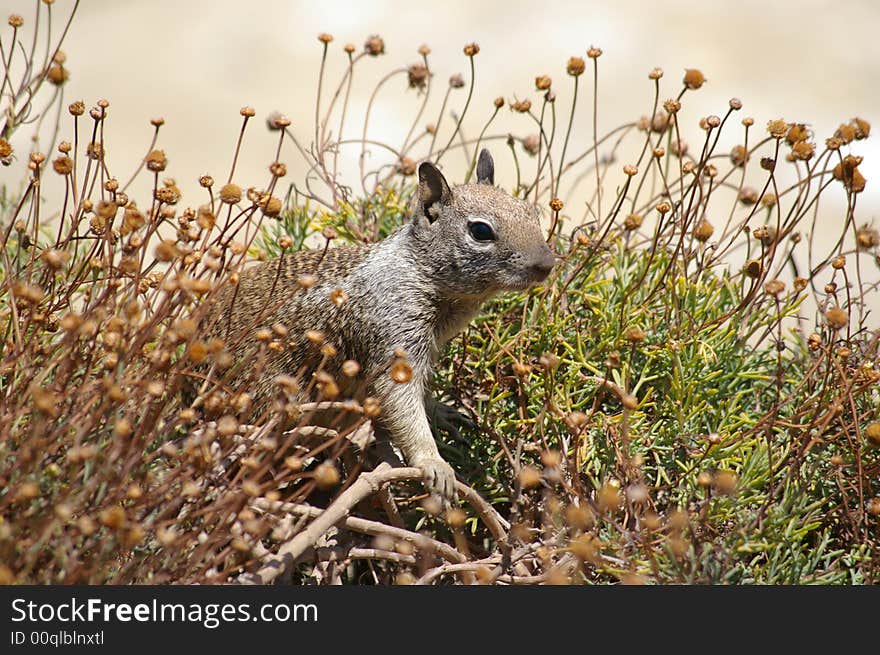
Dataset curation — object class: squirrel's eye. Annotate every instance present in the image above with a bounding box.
[468,221,496,242]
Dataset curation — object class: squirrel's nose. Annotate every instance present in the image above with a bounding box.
[528,248,555,279]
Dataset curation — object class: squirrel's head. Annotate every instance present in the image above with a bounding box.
[411,149,555,298]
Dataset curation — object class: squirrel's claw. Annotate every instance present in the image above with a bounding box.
[418,457,458,504]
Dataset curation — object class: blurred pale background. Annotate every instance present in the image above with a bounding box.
[4,0,880,306]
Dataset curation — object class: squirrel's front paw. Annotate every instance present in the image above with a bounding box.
[427,399,476,442]
[414,456,458,503]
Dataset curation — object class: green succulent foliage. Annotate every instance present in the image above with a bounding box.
[435,238,876,584]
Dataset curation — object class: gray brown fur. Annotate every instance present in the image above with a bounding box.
[199,150,554,499]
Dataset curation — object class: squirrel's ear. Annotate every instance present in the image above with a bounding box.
[476,148,495,185]
[417,161,452,222]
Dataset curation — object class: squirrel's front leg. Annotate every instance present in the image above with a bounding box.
[374,376,457,502]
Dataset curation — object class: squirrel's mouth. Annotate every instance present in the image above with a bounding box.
[504,269,553,291]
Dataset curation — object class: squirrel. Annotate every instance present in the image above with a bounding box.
[198,149,554,501]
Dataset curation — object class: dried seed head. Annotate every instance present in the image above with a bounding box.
[791,141,815,161]
[540,450,562,468]
[341,359,361,377]
[713,470,738,496]
[217,415,239,436]
[567,56,586,76]
[522,134,540,156]
[549,197,563,212]
[445,508,466,528]
[730,145,749,167]
[512,361,532,376]
[764,279,785,296]
[407,63,429,90]
[857,226,879,249]
[297,274,317,289]
[99,506,126,530]
[8,14,24,27]
[865,422,880,447]
[786,123,809,144]
[565,504,594,530]
[832,155,866,193]
[648,67,664,80]
[625,326,645,343]
[744,259,762,278]
[363,396,381,418]
[767,119,787,138]
[587,46,602,58]
[626,483,649,503]
[758,157,776,173]
[831,255,845,269]
[219,183,242,204]
[86,142,103,160]
[656,201,671,214]
[623,164,638,176]
[268,162,287,179]
[390,358,413,383]
[463,42,480,57]
[146,149,167,172]
[364,34,385,56]
[836,122,857,144]
[693,219,714,242]
[418,44,431,56]
[518,466,542,489]
[853,117,871,139]
[624,213,643,231]
[314,461,340,490]
[154,240,178,262]
[683,68,705,89]
[262,195,282,217]
[396,157,416,176]
[122,526,144,550]
[240,106,255,118]
[535,75,552,91]
[47,64,69,86]
[566,411,589,430]
[597,481,622,513]
[40,248,69,270]
[738,187,759,205]
[729,97,742,110]
[449,73,465,88]
[52,155,73,175]
[113,418,132,438]
[648,111,671,137]
[825,307,848,330]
